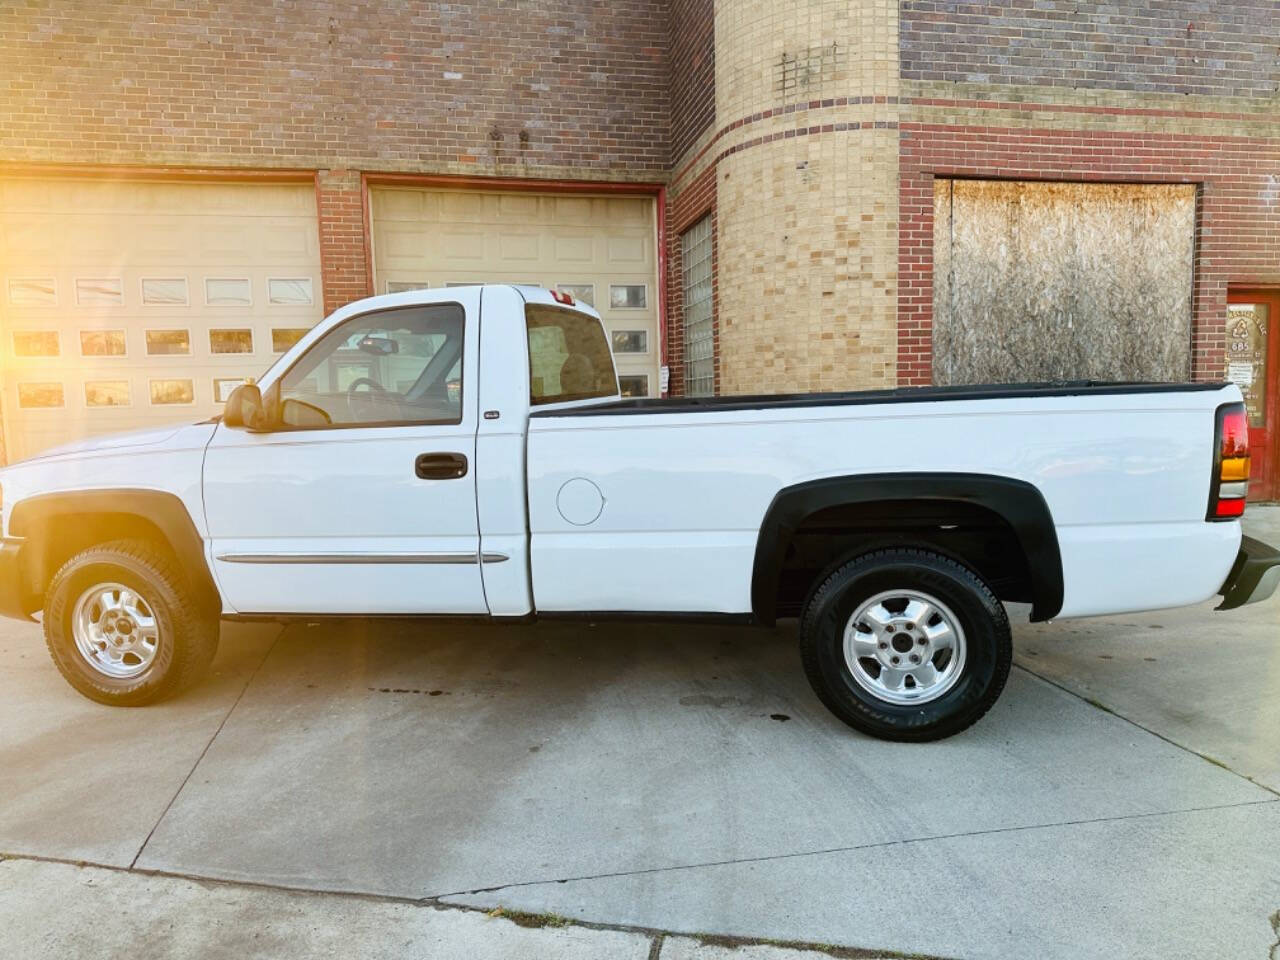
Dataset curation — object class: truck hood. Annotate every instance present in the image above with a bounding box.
[18,423,203,463]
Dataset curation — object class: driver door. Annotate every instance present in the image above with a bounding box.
[202,293,487,615]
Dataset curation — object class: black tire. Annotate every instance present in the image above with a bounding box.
[799,547,1011,741]
[43,539,219,706]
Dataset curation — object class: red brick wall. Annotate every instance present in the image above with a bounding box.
[898,120,1280,385]
[901,1,1280,99]
[664,164,718,396]
[669,0,715,166]
[315,170,373,313]
[0,0,669,178]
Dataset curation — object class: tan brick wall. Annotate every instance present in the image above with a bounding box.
[710,0,899,393]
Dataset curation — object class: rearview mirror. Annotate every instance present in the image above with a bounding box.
[223,383,271,431]
[357,335,399,356]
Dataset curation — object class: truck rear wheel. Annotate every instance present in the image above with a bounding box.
[43,539,219,706]
[799,547,1011,741]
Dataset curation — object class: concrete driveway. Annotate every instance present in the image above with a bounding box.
[3,511,1279,960]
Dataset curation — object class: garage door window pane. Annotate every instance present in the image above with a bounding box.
[141,278,189,306]
[272,328,310,352]
[279,304,465,426]
[619,374,648,398]
[611,330,647,354]
[150,379,194,405]
[145,330,191,355]
[556,283,596,307]
[682,216,714,397]
[209,329,254,354]
[81,330,127,357]
[214,378,247,403]
[386,280,429,294]
[17,383,64,408]
[609,284,646,309]
[526,305,617,405]
[268,278,313,305]
[205,278,252,306]
[85,380,130,407]
[7,278,56,306]
[75,278,124,306]
[12,331,60,357]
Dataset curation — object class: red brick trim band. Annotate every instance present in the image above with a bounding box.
[671,96,901,189]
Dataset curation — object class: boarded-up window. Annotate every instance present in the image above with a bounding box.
[932,180,1196,385]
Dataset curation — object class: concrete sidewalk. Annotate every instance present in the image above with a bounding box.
[2,511,1279,959]
[1,857,904,960]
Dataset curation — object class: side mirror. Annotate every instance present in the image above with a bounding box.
[223,383,271,430]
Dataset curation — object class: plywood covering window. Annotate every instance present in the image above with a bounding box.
[681,215,714,397]
[932,180,1196,385]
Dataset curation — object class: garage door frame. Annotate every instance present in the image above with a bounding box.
[362,172,667,386]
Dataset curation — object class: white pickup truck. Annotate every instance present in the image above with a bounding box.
[1,285,1276,740]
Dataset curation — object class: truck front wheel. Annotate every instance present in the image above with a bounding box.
[43,539,219,706]
[799,547,1011,741]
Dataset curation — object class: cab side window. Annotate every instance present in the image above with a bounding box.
[278,304,464,427]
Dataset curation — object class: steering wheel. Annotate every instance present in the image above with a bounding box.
[346,376,389,419]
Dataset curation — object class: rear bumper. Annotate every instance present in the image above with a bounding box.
[1216,535,1280,611]
[0,539,36,622]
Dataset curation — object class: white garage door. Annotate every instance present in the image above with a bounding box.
[371,187,660,398]
[0,178,323,462]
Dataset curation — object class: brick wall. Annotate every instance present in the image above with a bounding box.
[897,122,1280,386]
[315,169,372,313]
[901,1,1280,98]
[0,0,669,180]
[669,0,715,167]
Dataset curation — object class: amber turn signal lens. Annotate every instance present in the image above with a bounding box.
[1220,455,1251,483]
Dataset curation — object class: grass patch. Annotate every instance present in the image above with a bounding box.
[485,907,571,929]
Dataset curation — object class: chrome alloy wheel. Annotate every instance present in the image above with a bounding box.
[71,582,161,679]
[843,589,967,705]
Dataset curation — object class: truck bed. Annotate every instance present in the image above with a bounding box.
[525,379,1241,621]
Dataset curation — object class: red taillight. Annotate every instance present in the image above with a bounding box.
[551,290,574,306]
[1208,403,1250,521]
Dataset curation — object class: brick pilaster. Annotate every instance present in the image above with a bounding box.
[315,169,372,315]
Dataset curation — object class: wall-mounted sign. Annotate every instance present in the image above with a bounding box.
[1224,303,1269,427]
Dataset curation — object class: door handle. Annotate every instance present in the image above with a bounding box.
[415,452,468,480]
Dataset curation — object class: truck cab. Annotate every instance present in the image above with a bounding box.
[205,284,607,618]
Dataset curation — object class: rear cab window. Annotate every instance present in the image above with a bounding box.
[525,304,618,406]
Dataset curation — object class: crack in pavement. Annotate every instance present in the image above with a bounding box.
[0,853,946,960]
[426,796,1280,899]
[1012,663,1280,799]
[1269,907,1279,960]
[129,624,286,869]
